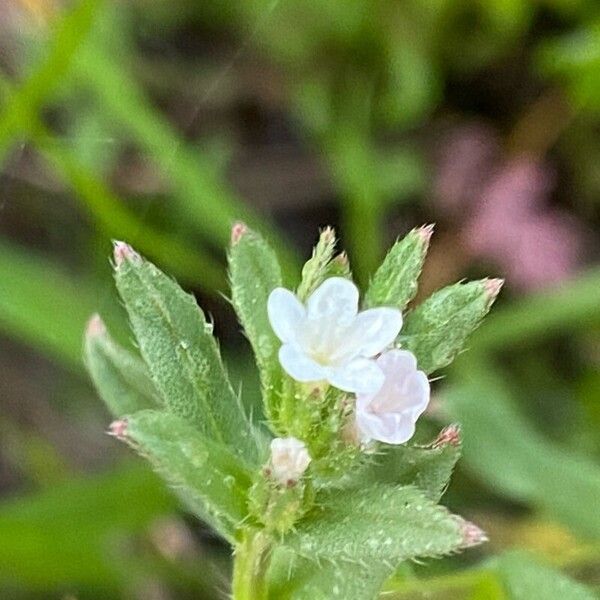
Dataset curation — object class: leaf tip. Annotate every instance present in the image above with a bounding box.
[231,222,248,245]
[416,223,435,244]
[432,423,461,448]
[460,519,488,547]
[484,278,504,303]
[85,313,106,338]
[108,418,129,441]
[113,241,140,267]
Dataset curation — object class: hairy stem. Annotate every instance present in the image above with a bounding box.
[232,529,272,600]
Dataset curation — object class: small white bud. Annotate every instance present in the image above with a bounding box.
[269,437,311,485]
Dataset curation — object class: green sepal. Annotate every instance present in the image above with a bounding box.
[399,279,502,374]
[365,429,461,501]
[297,227,350,300]
[364,225,432,311]
[113,244,260,463]
[284,484,470,564]
[115,410,253,543]
[248,474,314,535]
[228,225,284,427]
[83,314,160,416]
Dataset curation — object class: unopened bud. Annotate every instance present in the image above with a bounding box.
[113,241,140,267]
[108,419,129,440]
[334,251,349,268]
[270,437,311,485]
[320,226,336,245]
[484,278,504,302]
[460,519,488,547]
[432,424,461,448]
[231,222,248,245]
[86,313,106,337]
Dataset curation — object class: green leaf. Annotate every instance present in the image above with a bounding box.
[284,484,471,564]
[114,245,260,463]
[0,0,101,162]
[364,226,431,311]
[0,73,226,292]
[365,430,461,502]
[399,279,502,374]
[118,410,253,542]
[228,225,283,422]
[446,366,600,539]
[0,462,175,589]
[0,240,104,370]
[494,551,596,600]
[268,549,390,600]
[84,314,160,416]
[72,22,299,280]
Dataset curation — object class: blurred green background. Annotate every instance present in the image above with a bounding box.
[0,0,599,598]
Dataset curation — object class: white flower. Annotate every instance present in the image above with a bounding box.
[355,349,430,444]
[270,437,311,484]
[267,277,402,394]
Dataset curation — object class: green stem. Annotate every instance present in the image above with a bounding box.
[232,529,272,600]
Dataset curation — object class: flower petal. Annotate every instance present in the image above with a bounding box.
[306,277,359,325]
[405,370,430,417]
[377,348,416,374]
[268,288,306,343]
[278,344,326,382]
[356,409,417,444]
[349,308,403,357]
[328,357,384,394]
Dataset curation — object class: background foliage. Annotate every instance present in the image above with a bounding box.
[0,0,599,597]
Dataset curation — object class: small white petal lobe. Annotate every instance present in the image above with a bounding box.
[329,357,385,394]
[267,288,306,343]
[306,277,359,325]
[278,344,325,382]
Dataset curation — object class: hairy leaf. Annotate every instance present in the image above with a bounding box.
[228,226,283,423]
[365,435,461,502]
[114,247,260,463]
[399,279,501,374]
[118,410,253,542]
[284,484,470,564]
[268,549,390,600]
[364,226,431,311]
[84,315,160,416]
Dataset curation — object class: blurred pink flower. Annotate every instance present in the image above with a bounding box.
[434,124,584,291]
[433,123,498,214]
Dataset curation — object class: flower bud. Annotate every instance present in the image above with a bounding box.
[432,424,461,448]
[269,437,311,485]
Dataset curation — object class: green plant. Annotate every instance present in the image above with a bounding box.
[84,224,504,599]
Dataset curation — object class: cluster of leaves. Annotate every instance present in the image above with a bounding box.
[85,225,501,598]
